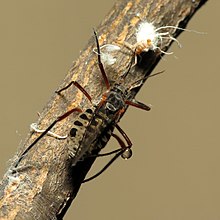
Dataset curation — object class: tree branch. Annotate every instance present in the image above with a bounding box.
[0,0,208,219]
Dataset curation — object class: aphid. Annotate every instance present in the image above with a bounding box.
[123,20,205,64]
[133,21,181,54]
[61,31,151,167]
[14,31,151,181]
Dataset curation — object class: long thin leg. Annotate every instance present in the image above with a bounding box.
[57,32,110,101]
[95,148,122,157]
[56,81,92,104]
[155,25,205,34]
[15,107,82,167]
[93,30,110,90]
[160,35,182,48]
[83,125,133,183]
[30,123,67,139]
[89,133,128,158]
[83,133,129,183]
[125,99,151,111]
[121,50,135,79]
[115,124,132,159]
[82,149,127,183]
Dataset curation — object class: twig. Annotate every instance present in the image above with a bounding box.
[0,0,208,219]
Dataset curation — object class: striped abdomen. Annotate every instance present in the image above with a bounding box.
[68,106,115,166]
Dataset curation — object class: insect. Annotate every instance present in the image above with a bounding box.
[57,31,151,168]
[130,21,183,55]
[114,20,205,66]
[14,31,151,182]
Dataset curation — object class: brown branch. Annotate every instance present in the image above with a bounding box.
[0,0,208,219]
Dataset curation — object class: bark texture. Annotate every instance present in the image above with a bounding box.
[0,0,208,219]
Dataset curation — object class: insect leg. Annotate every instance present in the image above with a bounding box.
[15,107,82,167]
[95,148,122,157]
[125,99,151,111]
[56,31,111,104]
[115,124,133,159]
[56,81,92,104]
[82,133,129,183]
[30,123,67,139]
[89,133,130,158]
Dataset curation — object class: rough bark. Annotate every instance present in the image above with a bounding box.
[0,0,208,219]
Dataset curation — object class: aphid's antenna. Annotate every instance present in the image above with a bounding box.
[122,70,165,112]
[149,70,165,78]
[93,30,110,90]
[129,70,165,90]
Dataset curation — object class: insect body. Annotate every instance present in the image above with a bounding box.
[15,31,150,179]
[121,21,205,66]
[68,82,143,166]
[63,31,151,168]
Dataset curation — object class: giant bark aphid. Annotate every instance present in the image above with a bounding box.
[15,31,152,181]
[56,31,151,169]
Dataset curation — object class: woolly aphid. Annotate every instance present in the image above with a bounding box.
[97,21,204,66]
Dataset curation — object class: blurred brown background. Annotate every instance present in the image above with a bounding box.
[0,1,218,219]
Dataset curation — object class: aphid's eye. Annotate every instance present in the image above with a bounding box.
[70,128,77,137]
[74,120,83,126]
